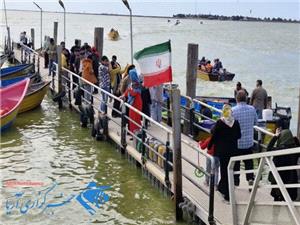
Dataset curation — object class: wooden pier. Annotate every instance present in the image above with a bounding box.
[13,31,300,225]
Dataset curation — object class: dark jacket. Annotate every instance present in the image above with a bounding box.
[267,130,300,201]
[208,119,241,157]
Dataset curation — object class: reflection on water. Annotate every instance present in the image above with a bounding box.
[0,96,184,225]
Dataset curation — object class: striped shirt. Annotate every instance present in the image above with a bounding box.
[232,102,257,149]
[98,64,110,89]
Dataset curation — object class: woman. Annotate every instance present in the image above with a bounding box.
[121,69,142,134]
[267,129,300,201]
[82,55,97,101]
[208,104,241,201]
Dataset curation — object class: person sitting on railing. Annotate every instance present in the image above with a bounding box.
[208,104,241,202]
[267,128,300,201]
[232,90,257,188]
[199,137,220,188]
[120,69,142,134]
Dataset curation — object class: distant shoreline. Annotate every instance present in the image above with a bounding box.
[5,9,300,24]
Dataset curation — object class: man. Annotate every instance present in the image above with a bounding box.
[98,56,111,115]
[234,82,248,99]
[250,80,268,119]
[232,90,258,187]
[149,84,163,123]
[60,41,70,67]
[46,38,57,76]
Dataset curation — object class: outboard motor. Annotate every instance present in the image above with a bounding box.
[274,104,292,130]
[91,115,109,141]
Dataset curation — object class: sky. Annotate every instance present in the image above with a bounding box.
[2,0,300,20]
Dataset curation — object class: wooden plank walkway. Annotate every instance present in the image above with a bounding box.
[13,48,281,225]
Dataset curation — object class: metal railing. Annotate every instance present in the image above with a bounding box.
[228,146,300,225]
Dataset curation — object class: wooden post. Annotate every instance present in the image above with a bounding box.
[170,87,183,221]
[30,28,35,49]
[297,88,300,140]
[7,27,12,53]
[53,21,58,45]
[94,27,104,57]
[57,45,62,93]
[183,43,198,135]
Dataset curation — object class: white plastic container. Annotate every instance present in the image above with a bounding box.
[262,109,273,121]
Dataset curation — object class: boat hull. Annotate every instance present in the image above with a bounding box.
[0,79,30,132]
[0,64,34,80]
[19,81,51,113]
[108,31,119,41]
[197,69,235,82]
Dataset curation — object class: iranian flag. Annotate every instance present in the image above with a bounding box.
[134,40,172,87]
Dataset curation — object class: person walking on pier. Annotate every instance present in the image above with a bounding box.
[121,69,142,133]
[47,38,57,77]
[250,79,268,119]
[99,56,111,115]
[232,90,257,187]
[82,55,97,101]
[208,104,241,201]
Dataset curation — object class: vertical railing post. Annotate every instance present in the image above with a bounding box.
[120,103,127,154]
[189,101,195,137]
[170,87,183,221]
[208,157,216,225]
[68,71,73,109]
[31,28,35,65]
[297,88,300,140]
[141,118,146,164]
[167,94,172,126]
[57,45,63,108]
[164,135,171,188]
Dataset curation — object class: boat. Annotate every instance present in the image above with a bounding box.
[0,79,30,132]
[108,29,119,41]
[197,69,235,81]
[18,80,51,113]
[0,54,7,67]
[0,64,34,80]
[0,74,36,88]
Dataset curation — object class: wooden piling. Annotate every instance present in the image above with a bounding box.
[31,28,35,49]
[94,27,104,57]
[183,43,198,135]
[57,45,63,93]
[53,21,58,45]
[298,88,300,139]
[170,87,183,221]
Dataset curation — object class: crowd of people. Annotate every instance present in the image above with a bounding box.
[42,39,164,135]
[198,56,224,74]
[200,81,299,203]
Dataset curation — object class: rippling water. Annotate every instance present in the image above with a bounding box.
[1,10,299,224]
[3,10,300,133]
[0,96,184,225]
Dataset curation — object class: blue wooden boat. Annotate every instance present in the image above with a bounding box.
[0,64,34,80]
[0,74,33,88]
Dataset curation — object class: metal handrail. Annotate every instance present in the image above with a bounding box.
[228,146,300,225]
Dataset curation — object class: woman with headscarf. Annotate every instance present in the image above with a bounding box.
[121,69,142,133]
[208,104,241,201]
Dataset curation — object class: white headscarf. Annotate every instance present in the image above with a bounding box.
[221,104,235,127]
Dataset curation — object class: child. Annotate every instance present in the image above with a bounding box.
[199,137,220,187]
